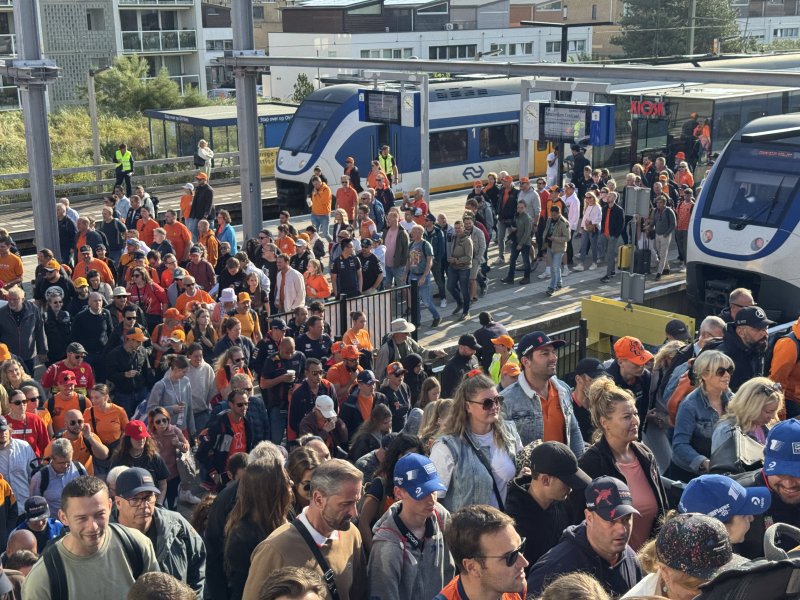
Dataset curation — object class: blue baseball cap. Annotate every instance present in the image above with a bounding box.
[764,419,800,478]
[678,474,771,523]
[393,453,446,500]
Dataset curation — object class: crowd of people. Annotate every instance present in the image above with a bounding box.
[0,145,796,600]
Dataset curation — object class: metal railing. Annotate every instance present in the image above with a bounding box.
[143,73,200,94]
[550,318,588,384]
[0,33,15,57]
[122,29,197,53]
[119,0,194,5]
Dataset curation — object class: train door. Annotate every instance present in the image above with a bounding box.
[532,141,553,177]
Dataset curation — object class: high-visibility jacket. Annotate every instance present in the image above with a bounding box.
[115,150,133,172]
[378,152,395,175]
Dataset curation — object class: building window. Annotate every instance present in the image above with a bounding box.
[253,6,265,19]
[546,41,560,53]
[774,28,799,38]
[430,130,468,166]
[568,40,586,52]
[490,43,506,56]
[87,8,104,31]
[206,39,234,51]
[429,44,476,59]
[347,3,381,15]
[591,4,597,19]
[538,0,561,10]
[522,42,533,54]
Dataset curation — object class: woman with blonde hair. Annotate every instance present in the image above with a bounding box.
[430,372,522,511]
[147,406,189,509]
[711,377,782,464]
[417,398,453,450]
[330,208,351,241]
[195,139,214,177]
[671,349,734,479]
[303,259,331,301]
[541,572,611,600]
[573,377,668,551]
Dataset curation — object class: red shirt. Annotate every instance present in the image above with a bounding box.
[228,415,247,466]
[7,413,50,457]
[41,361,95,395]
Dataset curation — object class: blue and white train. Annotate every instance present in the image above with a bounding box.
[274,78,553,208]
[686,113,800,321]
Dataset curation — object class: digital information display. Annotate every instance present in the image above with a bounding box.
[540,104,590,143]
[363,90,401,124]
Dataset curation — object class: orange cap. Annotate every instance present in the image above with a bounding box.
[614,336,654,366]
[0,343,9,362]
[491,335,514,349]
[126,327,147,343]
[164,307,182,320]
[169,329,186,342]
[237,292,251,303]
[342,345,360,360]
[331,341,346,354]
[501,363,521,377]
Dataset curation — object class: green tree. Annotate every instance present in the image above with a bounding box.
[612,0,744,59]
[291,73,315,104]
[93,54,210,116]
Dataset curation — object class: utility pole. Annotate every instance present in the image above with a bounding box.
[88,66,111,182]
[232,0,266,240]
[688,0,697,55]
[4,0,60,259]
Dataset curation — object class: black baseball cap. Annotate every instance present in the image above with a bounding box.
[517,331,566,357]
[735,306,775,329]
[458,334,481,350]
[270,318,287,330]
[530,442,591,490]
[575,357,607,379]
[585,476,641,521]
[116,467,160,500]
[24,495,50,521]
[665,318,690,341]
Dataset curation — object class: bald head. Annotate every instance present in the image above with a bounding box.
[7,529,37,555]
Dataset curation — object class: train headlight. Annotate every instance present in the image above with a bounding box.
[278,156,284,166]
[299,160,306,168]
[702,230,714,243]
[751,237,765,251]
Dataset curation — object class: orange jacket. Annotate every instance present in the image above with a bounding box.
[435,576,525,600]
[769,319,800,405]
[311,183,333,216]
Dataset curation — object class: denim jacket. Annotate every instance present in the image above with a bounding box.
[671,386,731,473]
[500,375,585,458]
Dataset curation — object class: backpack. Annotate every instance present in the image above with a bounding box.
[695,558,800,599]
[150,195,160,218]
[666,364,696,426]
[38,460,88,495]
[47,394,88,428]
[43,522,144,600]
[765,331,800,376]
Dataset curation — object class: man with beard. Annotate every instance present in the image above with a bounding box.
[712,306,772,392]
[242,459,368,600]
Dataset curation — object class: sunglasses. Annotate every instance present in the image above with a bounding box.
[125,316,137,321]
[476,538,527,567]
[300,481,312,492]
[235,402,249,408]
[468,396,504,411]
[27,397,39,402]
[69,420,84,426]
[308,370,323,376]
[10,400,25,406]
[235,387,254,393]
[761,382,783,395]
[715,366,735,377]
[154,418,168,425]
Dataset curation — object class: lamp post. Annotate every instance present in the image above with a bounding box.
[88,66,112,181]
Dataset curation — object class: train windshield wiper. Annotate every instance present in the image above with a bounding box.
[730,179,783,230]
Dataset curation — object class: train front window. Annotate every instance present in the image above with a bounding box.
[281,101,338,154]
[703,142,800,228]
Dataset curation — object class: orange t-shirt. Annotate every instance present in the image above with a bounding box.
[0,254,23,286]
[75,232,87,255]
[276,237,296,256]
[343,328,373,351]
[199,231,219,267]
[72,259,115,286]
[357,394,374,422]
[137,218,159,246]
[179,193,193,221]
[541,381,566,444]
[50,392,85,433]
[164,222,192,261]
[326,362,362,402]
[233,309,261,342]
[175,289,214,315]
[84,404,129,445]
[228,415,247,463]
[45,434,101,475]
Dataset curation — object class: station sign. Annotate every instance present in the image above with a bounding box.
[358,89,419,127]
[522,101,615,146]
[630,99,669,119]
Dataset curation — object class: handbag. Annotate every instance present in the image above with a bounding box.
[710,425,765,475]
[177,448,201,487]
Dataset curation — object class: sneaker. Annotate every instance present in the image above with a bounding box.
[179,489,202,505]
[519,277,530,285]
[572,264,584,272]
[494,257,505,265]
[439,298,447,308]
[459,312,470,322]
[451,304,463,316]
[588,263,597,271]
[556,284,562,290]
[538,270,551,280]
[546,288,554,296]
[600,275,611,283]
[561,266,569,277]
[501,277,515,284]
[663,268,671,275]
[655,273,662,281]
[431,317,441,327]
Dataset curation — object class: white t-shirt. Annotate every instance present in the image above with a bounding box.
[546,152,559,186]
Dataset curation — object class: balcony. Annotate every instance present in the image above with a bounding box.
[0,34,14,57]
[122,29,197,53]
[0,0,11,7]
[0,85,20,111]
[119,0,194,5]
[144,73,199,94]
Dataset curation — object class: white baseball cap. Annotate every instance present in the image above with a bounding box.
[315,395,337,419]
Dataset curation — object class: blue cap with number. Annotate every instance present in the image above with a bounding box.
[678,474,771,523]
[393,453,447,500]
[765,419,800,478]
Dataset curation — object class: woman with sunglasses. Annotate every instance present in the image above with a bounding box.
[670,350,734,481]
[711,377,783,466]
[111,420,169,505]
[186,307,218,364]
[430,372,522,512]
[147,354,196,440]
[287,445,322,519]
[126,266,168,332]
[43,290,72,366]
[213,346,253,401]
[6,388,49,457]
[224,455,292,600]
[148,406,190,509]
[1,361,45,409]
[571,377,668,551]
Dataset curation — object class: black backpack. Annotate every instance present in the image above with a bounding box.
[47,394,88,425]
[150,195,160,219]
[37,460,88,495]
[43,522,145,599]
[696,558,800,599]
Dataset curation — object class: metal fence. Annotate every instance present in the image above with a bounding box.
[551,318,588,385]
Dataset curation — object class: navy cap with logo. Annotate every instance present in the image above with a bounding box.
[270,318,287,330]
[517,331,566,357]
[585,476,640,521]
[360,238,372,247]
[575,357,607,379]
[764,418,800,478]
[530,442,591,490]
[679,474,771,523]
[735,306,775,329]
[116,467,161,500]
[393,453,447,500]
[24,495,50,521]
[357,370,378,385]
[665,318,690,341]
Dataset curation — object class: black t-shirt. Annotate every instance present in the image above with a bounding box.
[361,253,384,291]
[332,255,362,296]
[116,452,170,483]
[379,383,411,432]
[260,351,307,409]
[295,333,333,362]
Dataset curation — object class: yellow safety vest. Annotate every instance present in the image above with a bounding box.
[378,153,394,174]
[115,150,132,171]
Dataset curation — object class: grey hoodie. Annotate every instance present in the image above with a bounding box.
[367,502,455,600]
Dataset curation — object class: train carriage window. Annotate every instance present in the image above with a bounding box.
[480,124,518,159]
[430,130,468,166]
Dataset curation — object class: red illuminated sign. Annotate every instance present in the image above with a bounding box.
[631,100,666,118]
